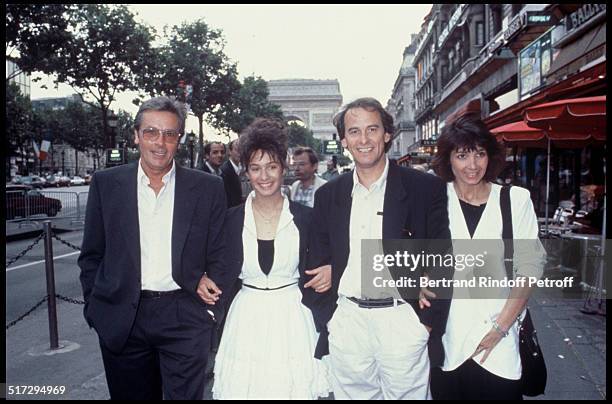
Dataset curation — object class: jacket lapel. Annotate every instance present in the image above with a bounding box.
[382,162,410,239]
[117,163,141,271]
[172,165,199,277]
[334,173,353,261]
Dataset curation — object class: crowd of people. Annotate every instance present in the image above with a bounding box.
[79,95,546,400]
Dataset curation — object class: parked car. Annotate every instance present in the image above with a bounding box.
[20,175,46,189]
[45,175,72,188]
[70,176,86,186]
[5,185,62,220]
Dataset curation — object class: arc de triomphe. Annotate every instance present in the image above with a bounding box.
[267,79,343,141]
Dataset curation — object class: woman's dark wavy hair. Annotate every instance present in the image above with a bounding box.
[240,117,288,171]
[431,114,506,183]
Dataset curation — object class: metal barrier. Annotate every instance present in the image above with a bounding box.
[5,190,88,224]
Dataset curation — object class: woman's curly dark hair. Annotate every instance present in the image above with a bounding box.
[239,117,288,171]
[431,114,506,183]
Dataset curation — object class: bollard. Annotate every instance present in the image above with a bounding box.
[43,221,60,349]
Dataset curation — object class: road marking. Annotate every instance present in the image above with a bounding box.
[6,251,80,272]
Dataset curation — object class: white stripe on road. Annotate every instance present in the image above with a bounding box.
[6,251,80,272]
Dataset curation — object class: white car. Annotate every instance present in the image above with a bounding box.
[70,176,86,186]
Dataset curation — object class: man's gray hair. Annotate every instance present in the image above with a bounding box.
[134,96,186,134]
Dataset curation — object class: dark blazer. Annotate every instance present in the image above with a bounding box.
[220,160,243,208]
[201,163,213,174]
[78,162,228,353]
[221,200,312,311]
[303,161,453,367]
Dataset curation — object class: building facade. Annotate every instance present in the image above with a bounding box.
[410,4,606,214]
[267,79,343,141]
[6,59,31,97]
[386,38,419,165]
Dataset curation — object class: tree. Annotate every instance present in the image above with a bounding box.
[142,19,241,168]
[287,122,322,158]
[24,5,157,149]
[5,83,33,176]
[211,75,284,136]
[5,4,76,82]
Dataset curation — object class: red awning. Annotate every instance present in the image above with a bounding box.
[524,96,606,140]
[491,119,605,149]
[491,121,546,147]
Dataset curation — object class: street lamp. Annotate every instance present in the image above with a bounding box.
[107,112,119,149]
[61,149,65,175]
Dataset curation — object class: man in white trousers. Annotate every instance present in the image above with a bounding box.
[302,97,453,399]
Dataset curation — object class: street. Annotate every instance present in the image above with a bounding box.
[5,229,606,400]
[6,230,84,323]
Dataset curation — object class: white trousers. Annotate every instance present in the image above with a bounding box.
[328,296,431,400]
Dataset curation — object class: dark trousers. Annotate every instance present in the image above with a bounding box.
[431,359,523,400]
[99,291,213,400]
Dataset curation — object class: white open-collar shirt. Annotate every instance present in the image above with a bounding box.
[338,158,389,299]
[137,160,180,291]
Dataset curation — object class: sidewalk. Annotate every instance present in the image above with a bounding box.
[5,219,84,242]
[5,295,605,400]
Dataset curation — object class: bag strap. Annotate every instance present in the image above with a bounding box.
[500,185,514,280]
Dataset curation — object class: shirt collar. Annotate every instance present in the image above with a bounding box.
[244,190,293,233]
[138,159,176,186]
[351,157,389,196]
[230,159,241,175]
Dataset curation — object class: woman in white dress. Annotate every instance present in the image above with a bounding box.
[426,115,545,400]
[212,118,331,399]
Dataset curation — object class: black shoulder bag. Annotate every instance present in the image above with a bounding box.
[501,185,547,397]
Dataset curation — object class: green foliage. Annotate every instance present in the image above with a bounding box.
[13,4,157,146]
[6,4,77,81]
[5,83,33,156]
[212,75,284,135]
[142,19,241,127]
[287,122,322,159]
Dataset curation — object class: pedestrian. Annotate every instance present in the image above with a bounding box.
[303,97,453,399]
[202,141,225,175]
[290,146,327,208]
[428,115,546,400]
[78,96,228,400]
[321,158,340,181]
[212,118,331,399]
[220,137,243,208]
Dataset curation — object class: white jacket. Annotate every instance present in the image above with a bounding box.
[442,183,546,380]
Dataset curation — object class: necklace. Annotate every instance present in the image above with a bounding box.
[252,200,282,224]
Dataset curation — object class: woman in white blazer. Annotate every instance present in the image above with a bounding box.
[427,115,545,400]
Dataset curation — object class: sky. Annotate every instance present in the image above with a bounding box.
[29,4,433,141]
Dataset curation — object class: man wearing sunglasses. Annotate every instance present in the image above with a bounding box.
[79,96,228,400]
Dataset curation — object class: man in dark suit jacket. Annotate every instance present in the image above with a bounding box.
[78,96,228,400]
[201,141,225,175]
[220,137,243,207]
[302,97,452,399]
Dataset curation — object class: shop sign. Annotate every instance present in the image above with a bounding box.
[518,29,553,100]
[421,139,437,147]
[504,13,526,41]
[438,4,467,48]
[526,12,555,25]
[566,4,606,32]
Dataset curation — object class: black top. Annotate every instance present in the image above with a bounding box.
[459,199,487,238]
[257,239,274,276]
